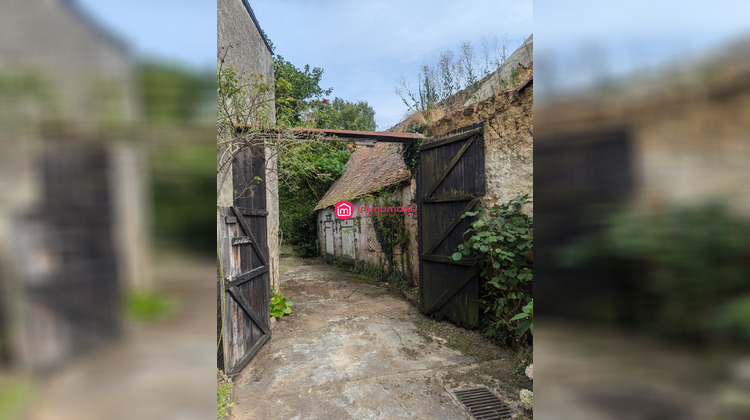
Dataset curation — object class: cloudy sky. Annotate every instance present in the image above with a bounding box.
[73,1,747,127]
[250,0,532,129]
[75,0,216,69]
[75,0,531,129]
[534,0,750,97]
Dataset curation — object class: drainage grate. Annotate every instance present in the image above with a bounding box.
[454,388,514,419]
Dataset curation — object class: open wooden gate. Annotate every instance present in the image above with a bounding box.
[418,123,485,328]
[218,146,271,375]
[13,145,119,372]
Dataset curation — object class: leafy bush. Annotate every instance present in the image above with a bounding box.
[152,141,216,255]
[563,202,750,344]
[0,377,32,420]
[270,289,293,318]
[510,299,533,336]
[126,291,176,322]
[452,195,533,345]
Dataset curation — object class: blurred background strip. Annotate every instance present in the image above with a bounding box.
[535,1,750,418]
[0,0,215,418]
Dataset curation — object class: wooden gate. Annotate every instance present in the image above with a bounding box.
[418,123,485,328]
[218,146,271,375]
[13,145,119,371]
[535,127,634,318]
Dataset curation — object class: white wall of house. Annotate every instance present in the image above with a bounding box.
[316,180,419,285]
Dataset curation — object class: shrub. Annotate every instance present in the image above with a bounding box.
[563,202,750,344]
[452,195,533,345]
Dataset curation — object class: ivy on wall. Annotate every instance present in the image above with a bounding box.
[399,136,424,177]
[355,186,414,287]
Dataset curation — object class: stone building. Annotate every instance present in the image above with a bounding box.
[315,140,421,285]
[217,0,285,373]
[314,38,534,289]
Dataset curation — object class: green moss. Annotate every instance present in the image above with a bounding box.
[399,347,420,360]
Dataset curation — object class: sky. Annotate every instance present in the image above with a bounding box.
[74,0,216,70]
[250,0,532,130]
[534,0,750,98]
[73,0,531,130]
[70,1,748,126]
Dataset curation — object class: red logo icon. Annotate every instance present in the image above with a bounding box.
[335,200,353,220]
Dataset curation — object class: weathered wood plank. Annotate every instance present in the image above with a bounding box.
[227,286,270,335]
[227,265,269,288]
[231,206,268,266]
[226,332,270,376]
[423,197,480,256]
[417,123,485,328]
[424,266,480,315]
[220,146,271,373]
[235,207,269,217]
[232,236,252,246]
[423,136,475,199]
[422,195,476,203]
[422,254,473,266]
[420,126,483,151]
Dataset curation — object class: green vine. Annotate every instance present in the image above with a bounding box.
[367,187,412,282]
[399,137,424,177]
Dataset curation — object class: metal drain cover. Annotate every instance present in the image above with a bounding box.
[454,388,514,419]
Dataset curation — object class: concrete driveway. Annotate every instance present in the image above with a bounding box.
[230,256,532,419]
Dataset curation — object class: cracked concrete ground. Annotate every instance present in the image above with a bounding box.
[231,256,532,419]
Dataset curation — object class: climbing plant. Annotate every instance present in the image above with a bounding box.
[399,136,424,177]
[361,187,413,287]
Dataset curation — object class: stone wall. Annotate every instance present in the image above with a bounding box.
[464,35,533,107]
[217,0,280,290]
[633,89,750,212]
[429,83,534,212]
[536,71,750,214]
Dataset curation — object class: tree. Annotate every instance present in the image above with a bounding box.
[278,140,352,257]
[139,61,215,125]
[309,98,377,131]
[261,35,377,255]
[274,55,332,126]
